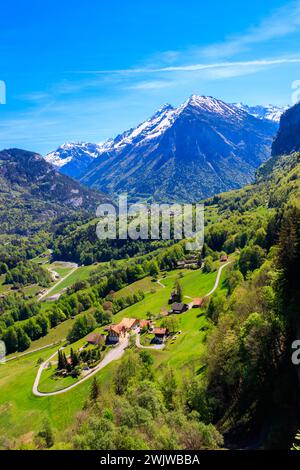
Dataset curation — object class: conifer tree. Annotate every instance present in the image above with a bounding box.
[90,376,100,401]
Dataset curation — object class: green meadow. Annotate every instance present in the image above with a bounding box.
[0,263,230,444]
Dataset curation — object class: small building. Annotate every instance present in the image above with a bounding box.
[152,327,169,344]
[107,325,125,344]
[139,319,151,330]
[176,259,199,269]
[106,318,139,344]
[176,260,186,268]
[86,332,105,346]
[170,302,189,314]
[192,298,203,308]
[119,317,139,330]
[220,254,228,262]
[168,290,179,304]
[184,258,198,265]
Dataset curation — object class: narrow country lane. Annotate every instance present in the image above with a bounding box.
[32,335,129,397]
[38,263,78,301]
[32,260,232,397]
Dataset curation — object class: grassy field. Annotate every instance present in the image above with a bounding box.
[111,267,219,323]
[152,310,209,373]
[114,276,161,298]
[37,336,105,393]
[5,315,87,360]
[44,264,104,298]
[38,365,79,393]
[0,262,231,445]
[0,345,117,446]
[204,205,221,225]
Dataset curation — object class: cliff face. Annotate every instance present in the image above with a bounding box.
[272,102,300,156]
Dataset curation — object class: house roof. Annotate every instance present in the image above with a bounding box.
[108,318,137,336]
[119,317,137,330]
[139,320,150,329]
[153,328,168,335]
[193,298,203,306]
[172,302,187,310]
[86,332,104,345]
[109,325,123,335]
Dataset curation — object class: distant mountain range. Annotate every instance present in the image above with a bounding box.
[0,148,109,234]
[45,142,107,179]
[45,96,283,203]
[233,103,285,123]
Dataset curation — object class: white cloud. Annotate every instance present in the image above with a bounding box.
[75,1,300,79]
[200,0,300,59]
[82,57,300,78]
[125,80,172,90]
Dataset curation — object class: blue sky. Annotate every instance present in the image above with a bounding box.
[1,0,300,154]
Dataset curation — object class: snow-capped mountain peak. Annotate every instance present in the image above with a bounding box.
[233,102,287,123]
[78,95,277,203]
[45,95,280,192]
[104,103,176,151]
[178,95,245,121]
[45,142,106,178]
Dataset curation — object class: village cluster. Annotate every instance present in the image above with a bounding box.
[93,296,206,347]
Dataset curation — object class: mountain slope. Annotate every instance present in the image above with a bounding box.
[0,148,109,234]
[272,102,300,156]
[233,103,285,123]
[80,95,277,202]
[45,142,106,178]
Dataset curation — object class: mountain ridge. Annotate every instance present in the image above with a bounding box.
[45,95,279,203]
[0,148,110,234]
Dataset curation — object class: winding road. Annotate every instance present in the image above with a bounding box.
[38,263,78,301]
[32,335,129,397]
[32,261,231,397]
[206,261,231,297]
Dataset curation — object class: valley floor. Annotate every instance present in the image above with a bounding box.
[0,261,231,447]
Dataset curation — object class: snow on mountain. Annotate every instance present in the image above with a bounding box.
[233,103,286,123]
[45,142,106,178]
[103,104,176,150]
[78,95,278,203]
[45,95,280,202]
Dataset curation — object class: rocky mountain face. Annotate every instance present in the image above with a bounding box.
[46,95,278,203]
[0,148,109,234]
[45,142,105,178]
[82,96,278,202]
[272,102,300,156]
[233,103,285,123]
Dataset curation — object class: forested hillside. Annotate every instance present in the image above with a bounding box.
[43,149,299,450]
[201,151,300,447]
[0,146,299,449]
[0,148,109,235]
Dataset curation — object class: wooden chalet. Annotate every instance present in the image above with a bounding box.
[170,302,189,314]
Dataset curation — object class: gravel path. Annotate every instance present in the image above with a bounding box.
[32,336,128,397]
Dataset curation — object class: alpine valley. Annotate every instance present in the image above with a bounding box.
[46,96,282,203]
[1,96,300,452]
